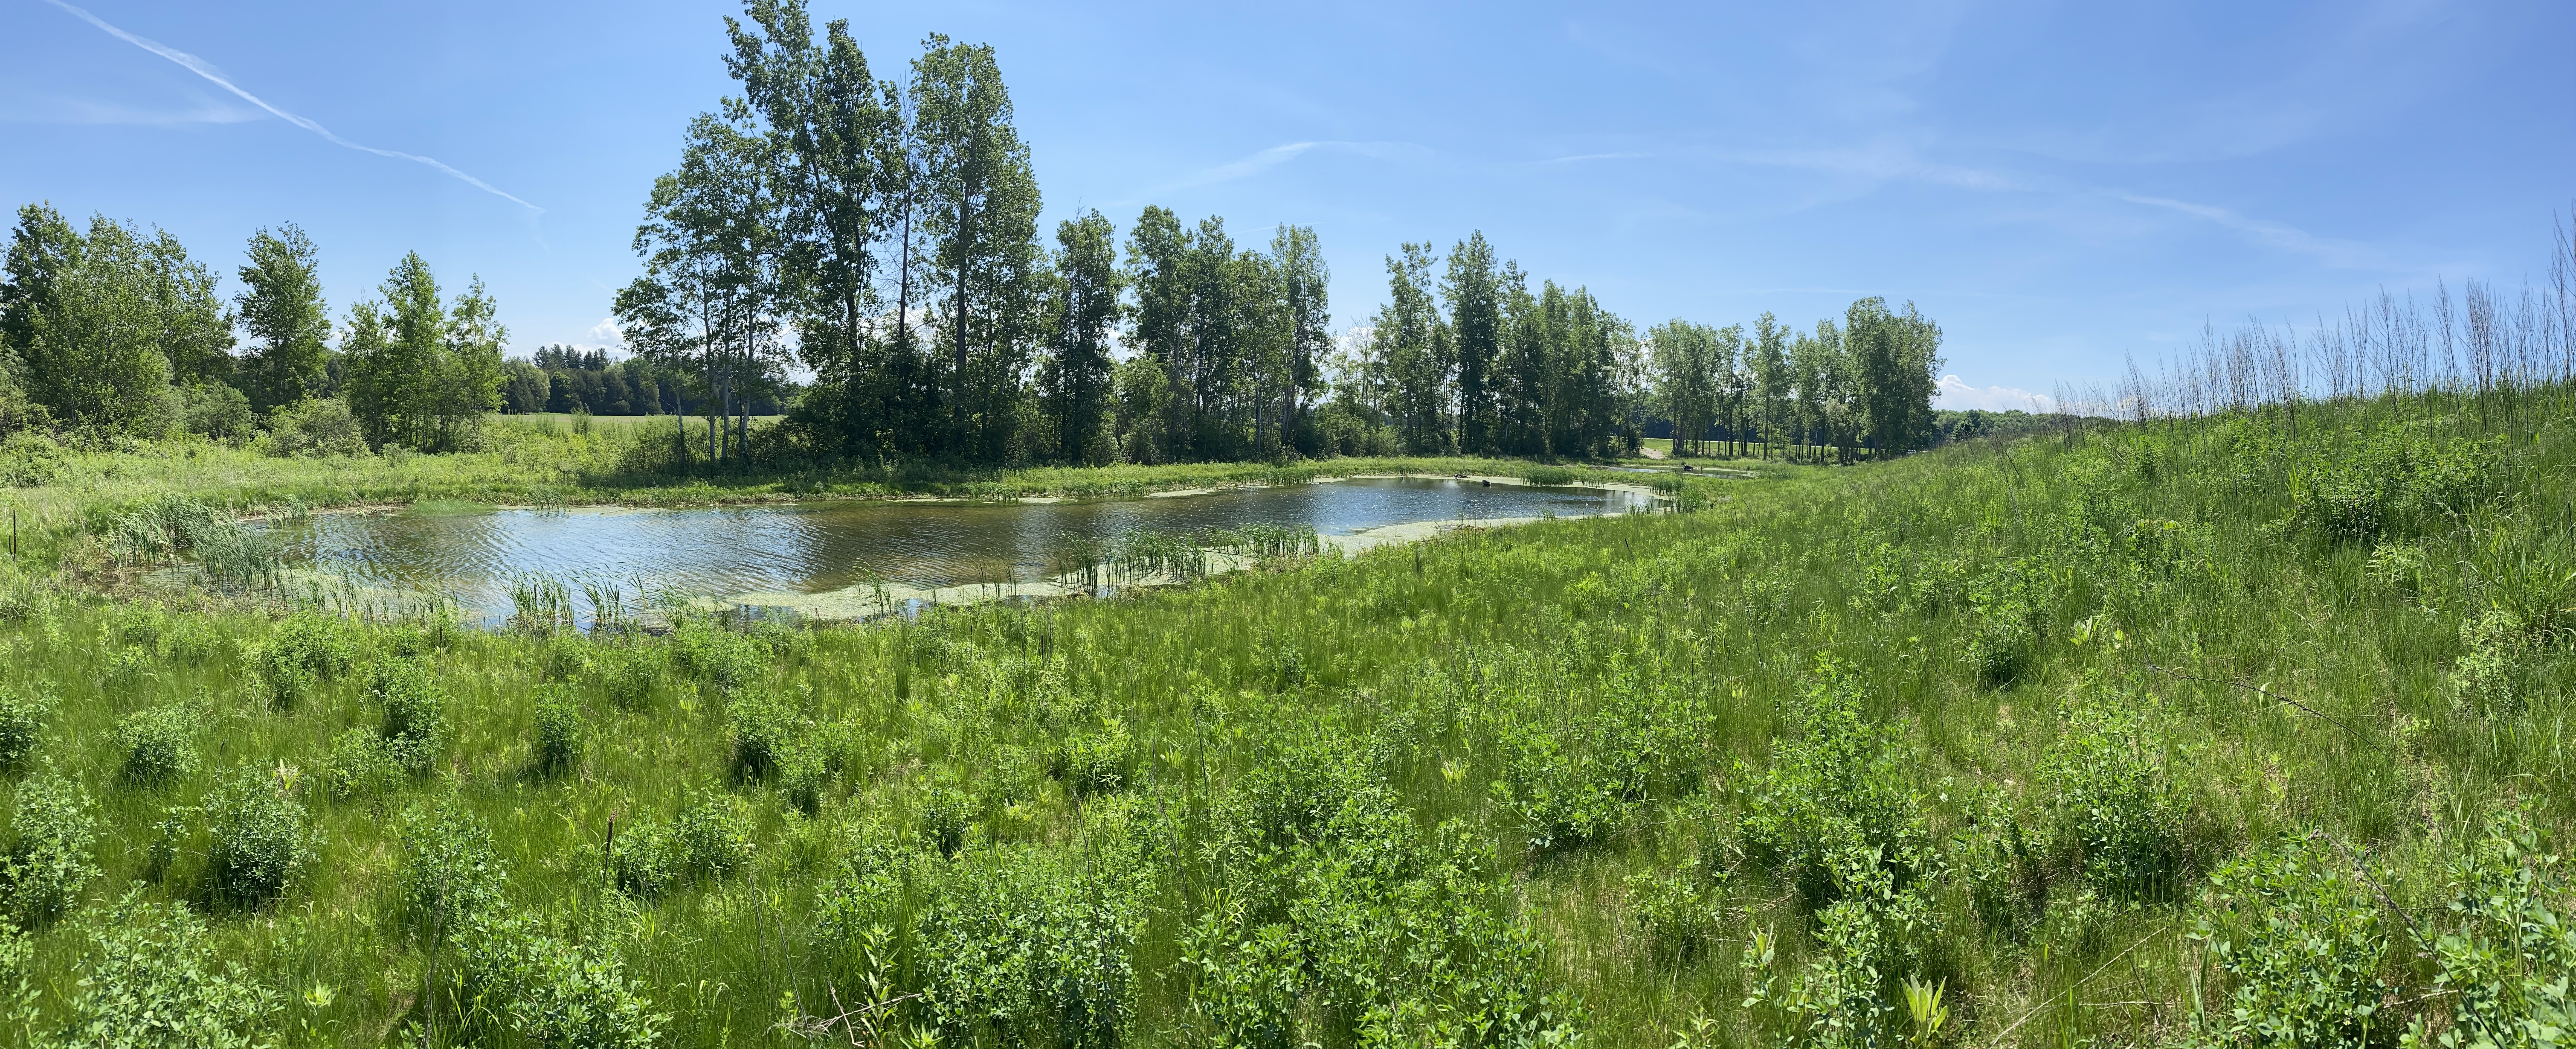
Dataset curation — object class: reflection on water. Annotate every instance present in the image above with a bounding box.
[274,478,1656,622]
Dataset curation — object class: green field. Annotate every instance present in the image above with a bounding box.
[0,388,2567,1049]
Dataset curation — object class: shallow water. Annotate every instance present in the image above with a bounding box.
[272,477,1656,622]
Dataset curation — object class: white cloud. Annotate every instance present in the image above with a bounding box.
[585,317,624,346]
[1935,374,2056,413]
[2110,192,2381,269]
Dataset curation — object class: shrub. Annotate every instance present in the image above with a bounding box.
[2409,804,2574,1049]
[320,729,403,800]
[114,704,198,785]
[1740,660,1929,902]
[266,397,367,458]
[532,684,582,772]
[2186,834,2392,1049]
[672,620,764,693]
[455,913,665,1049]
[54,890,279,1048]
[201,767,312,907]
[595,643,663,710]
[177,381,255,445]
[2442,609,2525,716]
[2043,698,2186,899]
[1625,861,1722,964]
[613,789,752,897]
[918,844,1149,1048]
[368,658,446,775]
[251,612,352,708]
[1059,722,1135,799]
[0,683,55,770]
[918,787,974,858]
[401,797,502,929]
[0,432,63,488]
[3,769,97,921]
[725,688,801,780]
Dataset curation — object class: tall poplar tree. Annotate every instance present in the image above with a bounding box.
[1271,224,1330,455]
[1442,232,1501,456]
[1038,210,1121,462]
[1367,242,1450,454]
[234,224,331,413]
[912,34,1042,459]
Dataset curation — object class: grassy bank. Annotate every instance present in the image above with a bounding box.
[0,390,2566,1048]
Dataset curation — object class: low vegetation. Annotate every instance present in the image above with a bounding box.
[0,366,2562,1047]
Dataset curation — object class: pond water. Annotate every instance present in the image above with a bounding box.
[271,477,1658,623]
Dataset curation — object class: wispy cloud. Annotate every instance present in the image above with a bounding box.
[38,0,539,212]
[1723,146,2039,193]
[2109,192,2378,268]
[1129,140,1427,200]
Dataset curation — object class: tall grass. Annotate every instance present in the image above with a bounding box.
[0,224,2569,1045]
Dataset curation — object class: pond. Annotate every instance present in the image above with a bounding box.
[270,476,1661,623]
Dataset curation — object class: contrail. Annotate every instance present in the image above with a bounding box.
[39,0,540,212]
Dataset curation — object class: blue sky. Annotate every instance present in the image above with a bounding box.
[4,0,2568,409]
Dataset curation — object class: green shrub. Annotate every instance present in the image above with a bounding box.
[250,611,352,708]
[3,769,97,922]
[455,913,665,1049]
[320,729,403,800]
[532,684,582,772]
[918,787,974,858]
[266,397,367,458]
[368,658,446,775]
[1625,861,1722,965]
[672,620,765,693]
[2442,610,2526,716]
[613,789,752,897]
[200,767,312,907]
[1059,722,1135,799]
[2187,834,2393,1049]
[918,843,1148,1048]
[2043,698,2186,899]
[53,890,279,1048]
[0,683,55,770]
[1741,660,1929,902]
[725,688,801,779]
[2408,804,2574,1049]
[595,643,664,710]
[113,704,198,785]
[0,431,63,488]
[401,797,502,930]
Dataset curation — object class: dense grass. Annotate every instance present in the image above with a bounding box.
[0,390,2568,1048]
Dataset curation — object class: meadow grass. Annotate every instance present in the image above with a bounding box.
[0,387,2567,1048]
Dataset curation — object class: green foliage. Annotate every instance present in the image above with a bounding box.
[53,890,280,1049]
[1741,659,1928,901]
[671,619,764,693]
[112,703,197,785]
[531,683,582,772]
[248,611,351,708]
[2407,805,2576,1049]
[1625,860,1723,964]
[1056,721,1135,798]
[260,397,366,458]
[399,796,501,930]
[2443,610,2529,716]
[3,768,95,921]
[2287,430,2507,544]
[594,642,664,710]
[0,682,54,770]
[2188,834,2394,1048]
[318,729,402,801]
[613,788,752,897]
[199,767,312,907]
[367,657,446,775]
[724,687,800,779]
[2043,694,2188,899]
[455,914,666,1049]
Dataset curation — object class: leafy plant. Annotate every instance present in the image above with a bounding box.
[201,766,312,907]
[54,890,280,1048]
[368,658,446,775]
[2405,804,2575,1049]
[531,684,582,772]
[2043,695,2187,899]
[0,683,55,770]
[401,796,503,931]
[2187,833,2394,1049]
[113,703,198,784]
[3,768,96,922]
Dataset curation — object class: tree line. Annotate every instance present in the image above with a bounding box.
[0,206,515,453]
[621,0,1952,468]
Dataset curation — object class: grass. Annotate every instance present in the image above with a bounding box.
[0,386,2567,1048]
